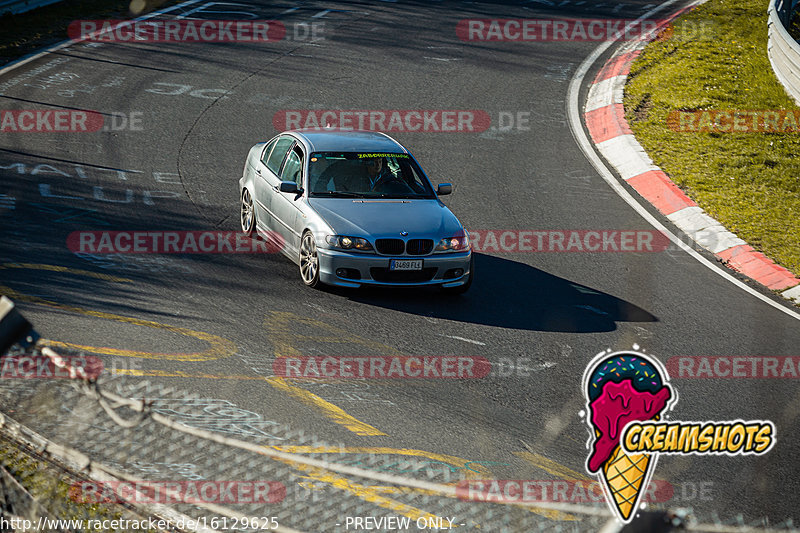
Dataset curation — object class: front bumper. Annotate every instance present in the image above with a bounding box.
[317,248,472,288]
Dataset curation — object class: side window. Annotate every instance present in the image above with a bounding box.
[260,138,278,166]
[280,147,304,186]
[266,137,294,174]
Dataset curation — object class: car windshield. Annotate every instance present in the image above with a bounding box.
[308,152,436,199]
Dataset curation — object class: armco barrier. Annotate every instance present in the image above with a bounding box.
[768,0,800,104]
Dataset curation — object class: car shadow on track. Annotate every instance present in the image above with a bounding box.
[334,253,657,333]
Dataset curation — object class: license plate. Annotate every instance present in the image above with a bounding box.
[390,259,423,271]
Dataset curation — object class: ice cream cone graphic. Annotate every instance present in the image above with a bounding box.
[602,432,651,520]
[582,351,675,522]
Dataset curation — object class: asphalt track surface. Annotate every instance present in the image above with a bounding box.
[1,0,800,530]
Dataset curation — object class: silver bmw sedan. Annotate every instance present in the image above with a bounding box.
[238,130,473,293]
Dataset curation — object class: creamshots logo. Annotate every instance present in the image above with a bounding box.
[581,348,775,523]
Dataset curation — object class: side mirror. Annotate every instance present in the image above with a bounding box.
[437,183,453,196]
[279,181,300,194]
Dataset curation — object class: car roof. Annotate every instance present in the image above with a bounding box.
[285,130,408,154]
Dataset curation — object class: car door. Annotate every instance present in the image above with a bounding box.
[250,137,276,225]
[271,143,306,256]
[255,135,294,230]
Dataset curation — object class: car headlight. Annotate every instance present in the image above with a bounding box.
[325,235,374,251]
[435,233,471,252]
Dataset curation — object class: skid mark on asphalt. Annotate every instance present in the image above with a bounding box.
[0,263,236,361]
[263,311,395,436]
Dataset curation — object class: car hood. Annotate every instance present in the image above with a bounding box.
[307,198,465,240]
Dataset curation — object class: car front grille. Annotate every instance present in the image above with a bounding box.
[370,267,438,283]
[375,238,406,255]
[374,238,434,255]
[406,239,434,255]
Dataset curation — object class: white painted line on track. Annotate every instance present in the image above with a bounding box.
[566,0,800,322]
[440,335,486,346]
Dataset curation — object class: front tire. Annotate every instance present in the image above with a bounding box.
[299,231,321,288]
[240,188,255,235]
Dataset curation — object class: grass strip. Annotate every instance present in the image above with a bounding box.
[0,433,163,532]
[624,0,800,277]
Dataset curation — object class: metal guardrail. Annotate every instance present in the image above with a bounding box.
[0,0,64,16]
[768,0,800,104]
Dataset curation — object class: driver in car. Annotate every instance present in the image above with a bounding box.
[363,157,397,190]
[326,156,406,193]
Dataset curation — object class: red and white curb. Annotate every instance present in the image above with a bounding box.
[584,38,800,304]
